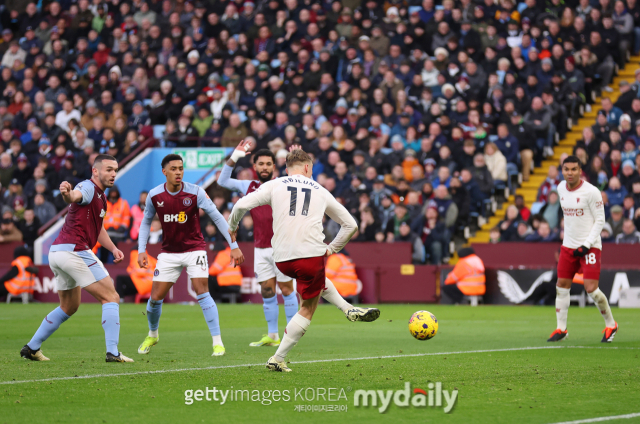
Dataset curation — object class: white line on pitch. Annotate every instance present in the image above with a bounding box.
[549,412,640,423]
[2,345,638,385]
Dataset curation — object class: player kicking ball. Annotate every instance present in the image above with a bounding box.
[219,141,376,347]
[136,154,244,357]
[548,156,618,343]
[21,155,133,363]
[228,147,380,372]
[218,141,298,347]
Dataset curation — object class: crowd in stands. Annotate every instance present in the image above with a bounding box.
[2,0,640,264]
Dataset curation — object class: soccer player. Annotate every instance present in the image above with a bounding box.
[218,140,299,347]
[136,154,244,357]
[21,155,134,363]
[228,148,380,372]
[548,155,618,343]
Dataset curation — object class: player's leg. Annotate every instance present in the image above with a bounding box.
[321,277,380,322]
[139,252,180,354]
[267,294,318,373]
[581,249,617,342]
[250,277,281,346]
[277,278,299,323]
[191,277,225,355]
[21,285,79,361]
[83,276,133,362]
[268,256,324,372]
[188,250,225,356]
[549,247,579,342]
[22,251,80,361]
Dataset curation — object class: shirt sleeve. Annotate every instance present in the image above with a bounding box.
[197,187,238,249]
[324,191,358,255]
[75,182,95,206]
[217,164,252,194]
[227,182,273,231]
[137,196,156,253]
[585,187,605,249]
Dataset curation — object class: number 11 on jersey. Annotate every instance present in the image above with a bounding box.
[287,187,312,216]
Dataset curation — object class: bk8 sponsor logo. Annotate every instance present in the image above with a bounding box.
[164,211,188,223]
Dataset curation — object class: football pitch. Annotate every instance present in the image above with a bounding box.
[1,303,639,424]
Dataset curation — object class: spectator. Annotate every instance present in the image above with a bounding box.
[524,219,559,242]
[605,176,628,206]
[18,209,39,248]
[499,205,522,241]
[539,191,563,230]
[615,219,640,244]
[536,166,561,203]
[524,97,554,160]
[33,193,56,225]
[608,205,625,237]
[0,218,23,243]
[484,142,508,186]
[411,206,448,264]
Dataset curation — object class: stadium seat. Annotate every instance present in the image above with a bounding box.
[6,292,31,304]
[462,295,482,307]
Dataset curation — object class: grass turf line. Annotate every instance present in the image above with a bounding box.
[1,303,638,424]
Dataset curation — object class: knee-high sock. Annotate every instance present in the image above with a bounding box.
[283,292,299,324]
[555,286,570,331]
[102,302,120,356]
[263,295,279,337]
[27,306,70,350]
[198,293,222,346]
[274,313,310,362]
[147,298,163,337]
[321,278,351,313]
[588,288,616,327]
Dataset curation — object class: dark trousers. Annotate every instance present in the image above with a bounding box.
[115,275,139,298]
[208,276,241,302]
[442,284,466,303]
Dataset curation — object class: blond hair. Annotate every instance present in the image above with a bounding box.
[286,149,313,169]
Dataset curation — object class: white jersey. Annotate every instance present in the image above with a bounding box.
[228,174,357,262]
[557,180,605,250]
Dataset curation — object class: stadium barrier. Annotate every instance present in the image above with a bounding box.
[3,242,638,304]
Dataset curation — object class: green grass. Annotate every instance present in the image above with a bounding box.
[1,303,639,424]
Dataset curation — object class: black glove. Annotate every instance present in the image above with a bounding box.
[573,246,589,257]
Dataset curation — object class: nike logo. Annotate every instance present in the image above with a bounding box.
[45,316,53,324]
[87,262,97,267]
[102,320,106,324]
[157,202,164,207]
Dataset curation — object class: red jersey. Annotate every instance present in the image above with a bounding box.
[52,179,107,251]
[137,181,238,254]
[247,181,274,248]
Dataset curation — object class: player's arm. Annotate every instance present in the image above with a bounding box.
[573,189,606,256]
[324,194,358,256]
[60,181,93,205]
[98,226,124,263]
[227,182,273,233]
[197,187,245,267]
[136,196,157,268]
[218,140,253,193]
[585,189,606,248]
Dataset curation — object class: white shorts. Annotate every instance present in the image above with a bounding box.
[154,250,209,282]
[49,250,109,291]
[254,247,291,283]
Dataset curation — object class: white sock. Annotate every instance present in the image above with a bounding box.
[149,330,158,338]
[274,313,310,362]
[268,332,279,340]
[588,288,616,328]
[555,286,570,331]
[321,278,352,313]
[212,335,223,346]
